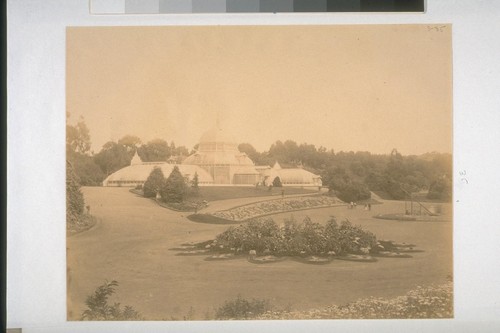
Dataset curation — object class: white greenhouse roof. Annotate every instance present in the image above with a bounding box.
[102,163,213,186]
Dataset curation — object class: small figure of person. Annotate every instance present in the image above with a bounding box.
[86,205,91,214]
[350,202,354,209]
[368,203,372,211]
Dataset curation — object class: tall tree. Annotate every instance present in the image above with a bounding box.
[161,166,187,203]
[71,152,105,186]
[238,143,262,164]
[427,176,452,201]
[191,172,200,195]
[94,141,130,176]
[66,161,85,226]
[118,135,142,155]
[143,167,166,198]
[66,116,91,155]
[137,139,170,162]
[67,115,105,185]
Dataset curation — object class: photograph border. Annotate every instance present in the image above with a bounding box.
[7,1,500,332]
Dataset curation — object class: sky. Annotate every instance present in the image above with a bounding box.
[67,25,452,155]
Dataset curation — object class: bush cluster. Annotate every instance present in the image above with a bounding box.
[333,181,371,203]
[213,217,377,256]
[143,167,166,198]
[143,166,188,203]
[324,168,371,202]
[66,161,96,234]
[216,295,271,320]
[427,177,452,201]
[81,280,143,321]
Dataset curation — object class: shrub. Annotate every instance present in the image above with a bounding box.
[143,167,166,198]
[382,177,407,200]
[336,220,377,255]
[68,151,106,186]
[298,217,326,254]
[334,181,371,203]
[215,218,281,253]
[427,177,452,201]
[216,295,272,319]
[327,171,371,203]
[67,161,85,227]
[161,165,187,203]
[272,176,282,187]
[213,216,377,256]
[191,172,200,196]
[81,280,142,320]
[323,217,342,254]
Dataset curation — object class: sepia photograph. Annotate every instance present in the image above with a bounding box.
[66,24,452,321]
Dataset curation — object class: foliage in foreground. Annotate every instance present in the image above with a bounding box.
[81,280,143,321]
[256,282,453,320]
[216,295,272,320]
[80,280,452,320]
[214,217,377,256]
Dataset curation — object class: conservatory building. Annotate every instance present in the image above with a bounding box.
[182,125,261,185]
[102,152,213,187]
[102,124,322,187]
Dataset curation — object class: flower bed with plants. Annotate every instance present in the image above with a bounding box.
[209,217,377,257]
[211,195,342,222]
[172,216,423,262]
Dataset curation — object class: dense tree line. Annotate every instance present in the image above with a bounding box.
[66,116,190,185]
[67,117,451,201]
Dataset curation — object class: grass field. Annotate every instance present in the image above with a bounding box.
[186,185,318,202]
[67,187,452,320]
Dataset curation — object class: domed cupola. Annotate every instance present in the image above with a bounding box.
[198,125,238,152]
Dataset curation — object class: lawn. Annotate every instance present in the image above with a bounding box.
[67,187,452,320]
[186,185,318,202]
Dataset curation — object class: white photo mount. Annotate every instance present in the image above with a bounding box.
[7,1,500,332]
